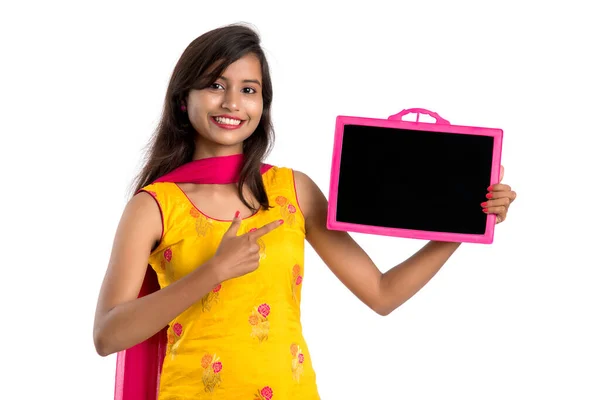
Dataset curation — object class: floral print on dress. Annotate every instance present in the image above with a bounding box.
[249,303,271,342]
[160,248,176,282]
[200,353,222,392]
[167,322,183,359]
[290,343,305,382]
[254,386,274,400]
[275,196,296,225]
[189,207,213,236]
[291,264,303,302]
[199,284,222,312]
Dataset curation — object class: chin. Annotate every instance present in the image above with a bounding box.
[209,131,254,147]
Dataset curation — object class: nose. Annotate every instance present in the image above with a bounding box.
[221,89,240,111]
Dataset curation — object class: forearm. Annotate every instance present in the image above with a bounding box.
[378,241,461,315]
[94,260,220,356]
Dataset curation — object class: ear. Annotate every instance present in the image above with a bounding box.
[499,165,505,182]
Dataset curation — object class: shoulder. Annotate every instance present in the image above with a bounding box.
[128,184,166,220]
[290,169,328,228]
[260,164,297,192]
[263,165,319,196]
[261,164,326,216]
[291,169,317,194]
[262,164,313,187]
[130,183,172,230]
[261,164,327,205]
[113,187,164,247]
[136,182,180,210]
[138,182,174,198]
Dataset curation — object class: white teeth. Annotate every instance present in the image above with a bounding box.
[214,117,242,126]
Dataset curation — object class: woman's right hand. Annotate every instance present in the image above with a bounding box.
[212,212,283,282]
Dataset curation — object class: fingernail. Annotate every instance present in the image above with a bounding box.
[488,185,494,191]
[486,193,493,199]
[279,219,284,225]
[234,211,240,218]
[481,202,488,207]
[483,208,488,213]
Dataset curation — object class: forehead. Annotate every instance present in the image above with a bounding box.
[220,54,262,82]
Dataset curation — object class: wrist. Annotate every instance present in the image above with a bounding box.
[203,256,226,286]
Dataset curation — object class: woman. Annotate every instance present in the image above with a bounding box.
[93,23,517,399]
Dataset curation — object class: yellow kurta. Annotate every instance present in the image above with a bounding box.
[141,166,319,399]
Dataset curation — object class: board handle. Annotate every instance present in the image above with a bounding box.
[388,108,450,125]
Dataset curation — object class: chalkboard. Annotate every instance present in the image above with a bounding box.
[327,109,503,244]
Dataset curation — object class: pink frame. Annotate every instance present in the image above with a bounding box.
[327,108,503,244]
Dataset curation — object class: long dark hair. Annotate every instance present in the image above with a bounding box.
[131,23,274,211]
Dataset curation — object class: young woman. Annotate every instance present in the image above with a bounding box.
[93,23,517,400]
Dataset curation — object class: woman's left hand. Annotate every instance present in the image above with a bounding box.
[482,165,517,224]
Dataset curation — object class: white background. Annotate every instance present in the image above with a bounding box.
[1,1,599,399]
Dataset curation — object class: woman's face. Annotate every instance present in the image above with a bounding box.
[186,53,264,157]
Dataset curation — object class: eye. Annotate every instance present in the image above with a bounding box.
[242,87,257,94]
[209,83,224,90]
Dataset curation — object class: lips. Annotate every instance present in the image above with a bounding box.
[211,115,245,130]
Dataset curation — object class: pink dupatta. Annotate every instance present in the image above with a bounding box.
[114,154,272,400]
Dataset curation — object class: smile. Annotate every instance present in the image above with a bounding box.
[211,116,245,130]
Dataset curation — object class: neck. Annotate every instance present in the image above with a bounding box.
[193,139,244,160]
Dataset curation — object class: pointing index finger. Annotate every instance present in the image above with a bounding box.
[249,219,284,239]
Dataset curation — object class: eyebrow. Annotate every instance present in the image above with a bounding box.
[219,76,262,87]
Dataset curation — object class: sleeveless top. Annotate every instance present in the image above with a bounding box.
[140,166,320,400]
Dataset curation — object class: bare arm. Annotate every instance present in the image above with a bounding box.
[294,170,460,316]
[93,192,220,356]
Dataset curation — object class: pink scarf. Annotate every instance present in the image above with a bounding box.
[114,154,272,400]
